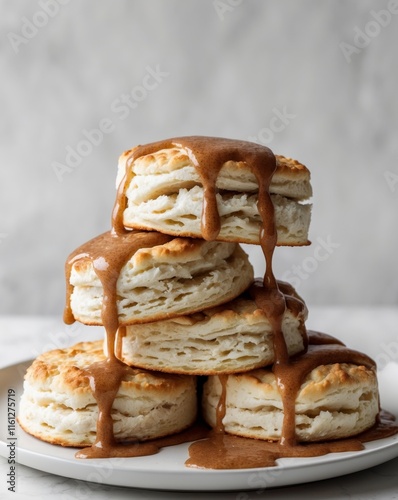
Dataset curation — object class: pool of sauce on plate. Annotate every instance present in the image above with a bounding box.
[64,136,398,464]
[185,410,398,469]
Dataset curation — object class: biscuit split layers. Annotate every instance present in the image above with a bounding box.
[69,237,253,325]
[117,148,312,245]
[17,341,197,447]
[202,364,379,442]
[117,288,307,375]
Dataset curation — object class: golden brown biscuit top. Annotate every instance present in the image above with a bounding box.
[120,146,310,178]
[25,341,193,394]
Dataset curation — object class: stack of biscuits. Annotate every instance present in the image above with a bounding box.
[18,137,380,455]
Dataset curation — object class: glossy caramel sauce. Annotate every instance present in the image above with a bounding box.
[63,230,172,458]
[113,136,276,241]
[63,136,397,464]
[186,410,398,469]
[76,421,210,459]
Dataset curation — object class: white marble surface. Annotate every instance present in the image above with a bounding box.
[1,311,398,499]
[1,0,398,315]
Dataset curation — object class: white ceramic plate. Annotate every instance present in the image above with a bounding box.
[1,360,398,492]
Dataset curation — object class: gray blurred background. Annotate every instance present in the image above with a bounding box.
[1,0,397,316]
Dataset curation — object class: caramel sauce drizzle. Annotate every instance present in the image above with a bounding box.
[113,136,276,241]
[62,136,397,465]
[214,374,228,434]
[63,230,172,458]
[185,410,398,469]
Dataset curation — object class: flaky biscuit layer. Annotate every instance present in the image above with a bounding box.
[118,293,307,375]
[18,341,197,447]
[203,363,379,442]
[117,146,312,245]
[69,238,254,325]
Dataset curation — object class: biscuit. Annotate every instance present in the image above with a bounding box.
[202,363,379,442]
[68,237,253,325]
[116,146,312,245]
[18,341,197,447]
[117,282,307,375]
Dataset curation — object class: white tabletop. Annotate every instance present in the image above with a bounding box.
[1,310,398,500]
